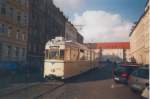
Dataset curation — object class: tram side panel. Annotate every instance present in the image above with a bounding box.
[63,47,81,79]
[64,60,92,79]
[63,47,93,79]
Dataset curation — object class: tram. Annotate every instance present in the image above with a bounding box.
[44,37,98,79]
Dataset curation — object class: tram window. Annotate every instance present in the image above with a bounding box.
[65,48,70,61]
[80,49,85,60]
[71,48,79,61]
[80,49,84,53]
[60,50,64,59]
[88,51,91,60]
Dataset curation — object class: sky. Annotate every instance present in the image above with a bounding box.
[53,0,148,43]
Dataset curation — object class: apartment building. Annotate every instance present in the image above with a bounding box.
[65,21,83,43]
[129,2,149,64]
[27,0,67,74]
[0,0,28,63]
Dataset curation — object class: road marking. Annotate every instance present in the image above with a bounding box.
[111,84,124,89]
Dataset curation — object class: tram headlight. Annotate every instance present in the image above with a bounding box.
[51,68,61,73]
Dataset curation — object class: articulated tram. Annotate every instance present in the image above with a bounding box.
[44,37,98,79]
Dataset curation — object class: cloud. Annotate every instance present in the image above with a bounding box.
[73,10,133,43]
[53,0,83,12]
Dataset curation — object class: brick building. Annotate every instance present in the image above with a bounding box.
[0,0,28,63]
[0,0,83,74]
[129,1,149,64]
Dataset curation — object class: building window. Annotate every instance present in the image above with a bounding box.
[14,47,16,57]
[9,8,13,17]
[0,43,2,58]
[0,24,7,33]
[8,45,12,57]
[24,15,27,25]
[17,14,21,23]
[33,44,37,53]
[22,33,25,41]
[22,48,25,56]
[0,24,2,33]
[16,47,19,57]
[1,5,6,15]
[8,26,12,37]
[1,24,5,33]
[14,47,19,58]
[28,44,31,52]
[16,30,20,40]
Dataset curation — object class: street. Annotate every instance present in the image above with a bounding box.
[1,63,141,99]
[39,63,140,99]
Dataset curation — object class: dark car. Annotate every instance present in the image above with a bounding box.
[113,64,140,84]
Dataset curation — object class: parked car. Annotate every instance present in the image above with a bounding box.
[128,66,149,92]
[113,64,140,84]
[141,86,149,99]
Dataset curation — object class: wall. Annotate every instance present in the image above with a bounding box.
[129,5,149,64]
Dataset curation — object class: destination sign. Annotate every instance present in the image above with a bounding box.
[49,46,59,49]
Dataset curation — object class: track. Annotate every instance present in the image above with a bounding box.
[34,82,65,99]
[0,80,65,99]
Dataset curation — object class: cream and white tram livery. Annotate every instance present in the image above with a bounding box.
[44,37,98,79]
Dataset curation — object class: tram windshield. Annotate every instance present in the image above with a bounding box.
[45,49,64,60]
[49,49,59,59]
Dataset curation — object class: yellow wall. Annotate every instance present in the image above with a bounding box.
[129,8,149,64]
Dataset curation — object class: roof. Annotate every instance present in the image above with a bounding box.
[96,42,130,49]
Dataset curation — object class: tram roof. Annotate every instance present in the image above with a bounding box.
[45,40,89,50]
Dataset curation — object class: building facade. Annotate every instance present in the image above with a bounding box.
[27,0,67,74]
[0,0,83,73]
[0,0,28,63]
[65,21,77,42]
[65,21,83,43]
[129,2,149,64]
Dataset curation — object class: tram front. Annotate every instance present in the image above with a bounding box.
[44,37,65,80]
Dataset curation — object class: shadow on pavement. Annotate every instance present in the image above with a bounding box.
[65,63,114,84]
